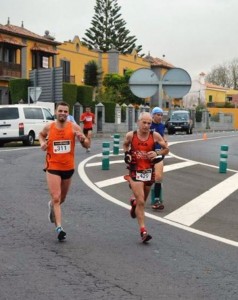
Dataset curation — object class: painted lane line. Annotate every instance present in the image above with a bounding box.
[164,161,197,171]
[94,161,197,188]
[86,156,179,168]
[165,172,238,226]
[0,146,40,152]
[169,151,238,172]
[86,160,124,167]
[78,154,238,248]
[96,176,125,188]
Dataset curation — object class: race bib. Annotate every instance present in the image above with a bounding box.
[85,116,92,122]
[136,169,152,181]
[53,141,71,153]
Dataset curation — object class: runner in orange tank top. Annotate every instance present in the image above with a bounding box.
[39,101,90,241]
[45,121,76,171]
[123,112,169,243]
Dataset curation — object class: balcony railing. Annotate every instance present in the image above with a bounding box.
[63,74,75,83]
[0,61,21,78]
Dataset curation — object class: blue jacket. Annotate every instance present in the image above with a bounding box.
[150,122,165,149]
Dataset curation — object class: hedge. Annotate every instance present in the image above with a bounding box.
[9,79,30,103]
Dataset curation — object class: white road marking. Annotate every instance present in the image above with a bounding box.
[78,153,238,248]
[86,154,173,167]
[78,134,238,247]
[96,176,125,188]
[164,161,197,171]
[94,161,197,188]
[164,172,238,226]
[0,146,40,152]
[86,160,124,167]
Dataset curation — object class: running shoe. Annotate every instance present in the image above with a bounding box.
[130,197,136,219]
[152,200,164,210]
[86,148,91,153]
[56,226,66,241]
[48,201,55,223]
[141,231,152,243]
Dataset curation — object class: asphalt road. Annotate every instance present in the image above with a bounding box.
[0,131,238,300]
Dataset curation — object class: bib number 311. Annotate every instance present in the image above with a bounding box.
[53,141,71,153]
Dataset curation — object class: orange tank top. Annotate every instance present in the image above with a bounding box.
[131,131,155,170]
[45,122,75,171]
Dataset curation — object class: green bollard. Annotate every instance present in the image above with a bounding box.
[102,142,110,170]
[219,145,229,173]
[113,134,120,155]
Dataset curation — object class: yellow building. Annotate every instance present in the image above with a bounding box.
[0,19,173,105]
[183,73,230,108]
[57,36,98,85]
[226,88,238,106]
[57,36,150,86]
[0,20,60,104]
[205,82,229,107]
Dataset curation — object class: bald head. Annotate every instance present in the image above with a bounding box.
[138,112,152,122]
[137,112,152,134]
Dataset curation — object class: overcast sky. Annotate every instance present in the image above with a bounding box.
[1,0,237,79]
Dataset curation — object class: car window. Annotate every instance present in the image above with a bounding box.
[24,108,44,119]
[43,108,54,121]
[0,107,19,120]
[171,113,189,121]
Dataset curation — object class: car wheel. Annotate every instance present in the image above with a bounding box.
[23,132,35,146]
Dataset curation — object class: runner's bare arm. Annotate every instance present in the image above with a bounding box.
[123,131,133,152]
[73,123,90,148]
[39,123,51,151]
[154,131,169,156]
[123,132,133,163]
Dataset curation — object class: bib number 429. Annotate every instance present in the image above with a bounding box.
[136,169,152,181]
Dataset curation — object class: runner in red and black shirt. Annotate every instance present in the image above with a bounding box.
[123,112,169,243]
[80,106,95,152]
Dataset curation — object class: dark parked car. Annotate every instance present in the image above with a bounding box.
[166,110,193,135]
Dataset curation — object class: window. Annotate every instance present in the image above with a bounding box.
[24,108,44,119]
[42,57,49,68]
[1,47,16,63]
[43,108,54,120]
[0,108,19,120]
[61,59,71,82]
[171,112,189,121]
[209,95,213,102]
[32,52,50,69]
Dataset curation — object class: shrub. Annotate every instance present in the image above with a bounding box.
[9,79,30,103]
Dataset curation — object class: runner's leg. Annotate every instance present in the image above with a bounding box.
[46,172,62,227]
[129,180,145,229]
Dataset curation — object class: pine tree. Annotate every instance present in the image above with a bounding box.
[84,60,99,87]
[82,0,142,54]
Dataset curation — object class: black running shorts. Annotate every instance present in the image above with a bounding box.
[47,169,74,180]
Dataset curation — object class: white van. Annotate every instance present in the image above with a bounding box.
[0,104,54,146]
